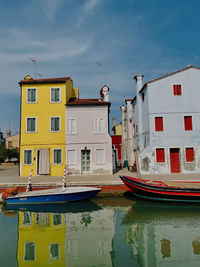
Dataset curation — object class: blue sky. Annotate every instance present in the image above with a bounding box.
[0,0,199,135]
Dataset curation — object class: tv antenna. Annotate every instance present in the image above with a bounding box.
[29,58,43,78]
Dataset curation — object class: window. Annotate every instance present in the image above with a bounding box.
[156,148,165,162]
[155,117,163,131]
[26,117,36,132]
[67,150,76,165]
[95,118,105,134]
[27,88,37,103]
[53,214,62,226]
[173,85,182,96]
[51,117,60,132]
[50,244,60,260]
[96,149,105,164]
[141,92,145,102]
[51,88,60,102]
[66,119,77,134]
[24,242,35,261]
[24,150,32,165]
[53,149,62,164]
[186,148,194,162]
[184,116,193,131]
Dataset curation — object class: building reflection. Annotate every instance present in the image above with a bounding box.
[123,201,200,266]
[16,202,122,267]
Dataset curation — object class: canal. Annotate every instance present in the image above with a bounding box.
[1,196,200,266]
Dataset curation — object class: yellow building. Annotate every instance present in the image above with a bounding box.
[19,75,78,176]
[18,211,66,266]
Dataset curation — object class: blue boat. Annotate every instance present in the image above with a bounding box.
[4,186,101,205]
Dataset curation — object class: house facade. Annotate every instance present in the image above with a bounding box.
[111,118,122,167]
[132,65,200,174]
[5,131,20,151]
[19,75,78,177]
[65,86,113,175]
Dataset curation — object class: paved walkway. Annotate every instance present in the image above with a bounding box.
[1,165,200,188]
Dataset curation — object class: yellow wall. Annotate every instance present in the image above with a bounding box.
[115,124,122,136]
[18,212,66,266]
[20,78,78,176]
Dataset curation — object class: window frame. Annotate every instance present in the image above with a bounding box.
[94,117,105,134]
[66,149,77,165]
[66,118,77,135]
[173,84,182,96]
[50,116,61,132]
[26,117,37,133]
[156,148,165,163]
[50,87,61,103]
[155,117,164,132]
[53,149,62,165]
[23,149,33,165]
[27,88,37,103]
[96,149,105,164]
[184,116,193,131]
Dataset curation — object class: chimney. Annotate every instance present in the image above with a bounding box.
[100,85,109,101]
[7,130,11,137]
[133,73,143,150]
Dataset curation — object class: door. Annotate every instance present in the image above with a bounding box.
[37,149,50,175]
[81,150,91,173]
[170,148,180,173]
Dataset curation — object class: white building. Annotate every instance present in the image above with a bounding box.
[131,65,200,174]
[65,85,113,175]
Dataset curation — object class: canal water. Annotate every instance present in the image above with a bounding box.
[1,196,200,267]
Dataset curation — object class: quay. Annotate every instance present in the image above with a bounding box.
[1,165,200,200]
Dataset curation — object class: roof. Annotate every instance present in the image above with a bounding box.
[66,98,111,106]
[125,99,133,103]
[140,65,200,93]
[19,76,71,85]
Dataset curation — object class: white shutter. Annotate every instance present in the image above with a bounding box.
[96,149,105,164]
[67,150,76,165]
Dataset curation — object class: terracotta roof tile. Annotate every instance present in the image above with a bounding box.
[66,98,111,106]
[19,76,71,85]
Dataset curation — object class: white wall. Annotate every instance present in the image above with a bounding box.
[66,105,113,175]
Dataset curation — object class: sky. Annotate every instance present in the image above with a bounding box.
[0,0,199,136]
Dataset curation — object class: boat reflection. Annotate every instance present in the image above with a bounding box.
[122,200,200,266]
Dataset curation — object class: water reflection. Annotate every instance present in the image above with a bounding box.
[123,200,200,266]
[2,198,200,266]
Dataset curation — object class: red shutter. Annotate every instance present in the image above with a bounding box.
[136,125,138,134]
[155,117,164,131]
[184,116,193,131]
[156,148,165,162]
[186,148,194,162]
[173,84,182,95]
[173,85,178,95]
[177,85,182,95]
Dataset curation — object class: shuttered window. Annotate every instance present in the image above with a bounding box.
[53,149,62,164]
[95,118,105,134]
[67,150,76,165]
[51,88,60,102]
[155,117,164,131]
[24,150,32,165]
[51,117,60,132]
[156,148,165,162]
[26,117,36,132]
[186,148,194,162]
[184,116,193,131]
[27,88,37,103]
[96,149,105,164]
[173,85,182,96]
[66,119,77,134]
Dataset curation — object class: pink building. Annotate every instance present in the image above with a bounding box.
[65,86,113,175]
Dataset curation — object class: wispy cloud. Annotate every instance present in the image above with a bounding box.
[40,0,65,22]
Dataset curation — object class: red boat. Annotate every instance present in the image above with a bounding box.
[120,175,200,203]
